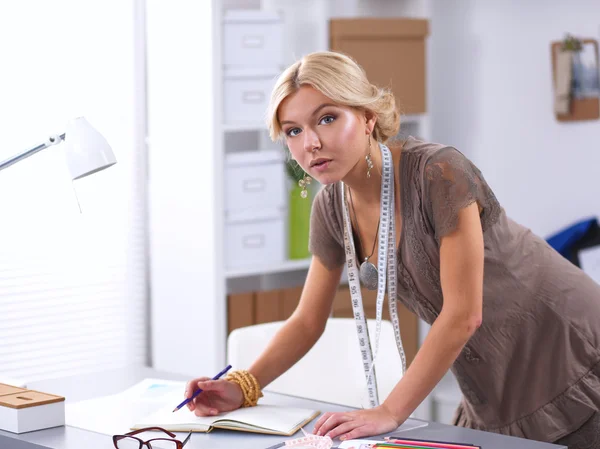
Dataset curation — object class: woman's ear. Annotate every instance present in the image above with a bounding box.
[364,110,378,135]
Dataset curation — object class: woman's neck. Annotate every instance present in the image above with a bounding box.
[342,137,400,206]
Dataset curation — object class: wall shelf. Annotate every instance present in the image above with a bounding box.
[225,257,311,278]
[223,122,268,132]
[402,113,427,124]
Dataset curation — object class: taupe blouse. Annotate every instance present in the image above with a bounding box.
[308,137,600,443]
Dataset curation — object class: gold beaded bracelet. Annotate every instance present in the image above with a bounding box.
[225,370,264,407]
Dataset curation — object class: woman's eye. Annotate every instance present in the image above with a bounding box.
[286,127,301,137]
[319,115,335,125]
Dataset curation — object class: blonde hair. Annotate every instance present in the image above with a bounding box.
[267,51,400,143]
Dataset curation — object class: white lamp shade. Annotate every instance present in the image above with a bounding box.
[63,117,117,180]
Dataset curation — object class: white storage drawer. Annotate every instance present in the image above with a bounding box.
[226,217,285,268]
[224,68,278,124]
[223,10,283,68]
[225,150,285,213]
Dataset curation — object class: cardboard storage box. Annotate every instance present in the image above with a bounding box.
[223,67,280,125]
[225,150,286,214]
[223,9,284,68]
[225,211,285,269]
[330,18,429,114]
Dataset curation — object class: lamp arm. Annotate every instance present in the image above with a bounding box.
[0,133,66,173]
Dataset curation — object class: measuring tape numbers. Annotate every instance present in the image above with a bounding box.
[340,142,407,408]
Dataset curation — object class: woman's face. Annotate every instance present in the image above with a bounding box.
[277,85,374,185]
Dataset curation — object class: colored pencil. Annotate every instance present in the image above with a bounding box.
[386,437,479,449]
[376,440,479,449]
[382,438,480,449]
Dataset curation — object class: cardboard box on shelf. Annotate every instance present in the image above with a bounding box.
[330,18,430,114]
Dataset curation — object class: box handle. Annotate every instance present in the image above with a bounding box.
[242,35,264,48]
[243,178,266,192]
[243,234,265,248]
[242,91,265,104]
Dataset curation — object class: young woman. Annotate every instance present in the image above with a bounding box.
[183,51,600,447]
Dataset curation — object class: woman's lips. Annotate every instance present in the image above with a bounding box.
[310,158,332,173]
[311,160,331,172]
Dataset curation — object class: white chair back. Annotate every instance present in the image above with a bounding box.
[227,318,403,408]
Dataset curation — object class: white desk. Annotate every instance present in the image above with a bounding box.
[0,366,565,449]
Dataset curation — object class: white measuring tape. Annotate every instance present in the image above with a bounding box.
[341,142,407,408]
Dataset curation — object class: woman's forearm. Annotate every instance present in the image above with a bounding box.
[247,315,324,389]
[382,311,479,421]
[245,257,342,391]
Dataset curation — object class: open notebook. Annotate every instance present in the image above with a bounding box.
[131,404,320,436]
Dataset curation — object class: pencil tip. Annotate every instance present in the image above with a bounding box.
[172,408,177,413]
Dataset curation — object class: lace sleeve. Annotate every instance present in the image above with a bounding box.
[424,147,501,241]
[308,185,346,270]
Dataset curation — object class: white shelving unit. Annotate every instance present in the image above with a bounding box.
[217,1,434,281]
[222,123,268,132]
[226,258,311,279]
[147,0,459,425]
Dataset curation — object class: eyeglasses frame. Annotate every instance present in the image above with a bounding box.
[112,426,192,449]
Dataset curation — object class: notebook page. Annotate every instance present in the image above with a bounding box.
[212,405,319,434]
[133,404,318,434]
[131,405,216,431]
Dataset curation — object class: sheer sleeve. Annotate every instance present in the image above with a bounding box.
[423,147,501,241]
[308,185,346,270]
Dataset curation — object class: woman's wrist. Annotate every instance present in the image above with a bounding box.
[381,399,411,425]
[225,369,264,407]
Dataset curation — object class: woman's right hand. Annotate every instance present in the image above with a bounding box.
[184,377,244,416]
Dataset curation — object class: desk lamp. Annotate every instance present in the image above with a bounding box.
[0,117,116,389]
[0,116,116,178]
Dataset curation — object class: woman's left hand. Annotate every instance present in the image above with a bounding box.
[312,405,401,441]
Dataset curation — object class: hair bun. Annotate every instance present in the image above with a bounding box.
[372,88,400,143]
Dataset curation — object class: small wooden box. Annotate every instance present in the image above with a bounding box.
[0,383,65,434]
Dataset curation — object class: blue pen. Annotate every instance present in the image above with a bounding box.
[172,364,232,412]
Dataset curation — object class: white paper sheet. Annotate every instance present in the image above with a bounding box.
[65,378,186,436]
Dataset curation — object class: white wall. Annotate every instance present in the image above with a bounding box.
[430,0,600,238]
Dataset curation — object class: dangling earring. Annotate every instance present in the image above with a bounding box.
[366,137,374,178]
[299,174,312,199]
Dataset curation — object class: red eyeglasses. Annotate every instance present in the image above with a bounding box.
[112,427,192,448]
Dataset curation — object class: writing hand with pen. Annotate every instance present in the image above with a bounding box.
[174,365,244,417]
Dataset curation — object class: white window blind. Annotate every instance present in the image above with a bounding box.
[0,0,147,382]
